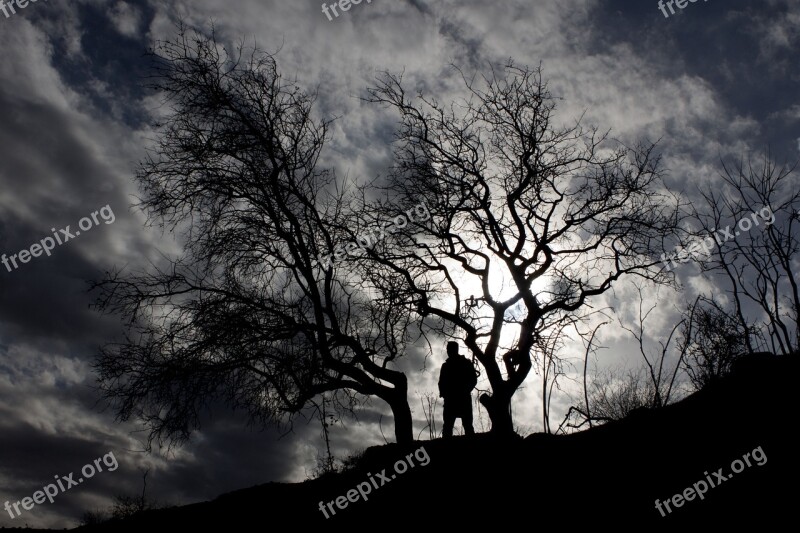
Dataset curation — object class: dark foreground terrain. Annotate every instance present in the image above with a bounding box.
[42,352,797,529]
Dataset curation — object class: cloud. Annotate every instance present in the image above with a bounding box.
[107,1,142,38]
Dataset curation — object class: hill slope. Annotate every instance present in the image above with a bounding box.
[75,352,798,529]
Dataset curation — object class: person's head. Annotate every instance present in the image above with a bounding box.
[446,341,459,357]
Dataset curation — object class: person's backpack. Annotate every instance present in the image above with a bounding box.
[462,355,478,391]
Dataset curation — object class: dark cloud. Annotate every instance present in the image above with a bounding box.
[592,0,800,158]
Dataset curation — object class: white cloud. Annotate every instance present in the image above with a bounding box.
[107,1,142,38]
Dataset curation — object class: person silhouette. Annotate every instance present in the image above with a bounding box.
[438,341,478,437]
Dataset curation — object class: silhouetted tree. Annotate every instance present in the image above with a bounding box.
[536,319,575,433]
[566,288,688,432]
[679,296,753,388]
[310,392,338,477]
[78,469,162,526]
[580,320,609,429]
[418,391,440,440]
[586,368,656,421]
[92,26,415,445]
[359,63,684,434]
[617,285,687,408]
[691,150,800,355]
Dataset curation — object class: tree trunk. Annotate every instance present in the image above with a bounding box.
[479,387,514,436]
[390,395,414,444]
[385,391,413,444]
[363,360,413,444]
[381,374,413,444]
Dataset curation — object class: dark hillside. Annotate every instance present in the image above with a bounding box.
[73,352,797,529]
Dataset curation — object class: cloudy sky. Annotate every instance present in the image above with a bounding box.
[0,0,798,528]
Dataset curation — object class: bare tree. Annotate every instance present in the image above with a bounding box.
[92,26,416,445]
[359,63,684,435]
[679,296,754,388]
[79,469,161,526]
[617,285,687,409]
[309,393,338,477]
[585,367,657,421]
[563,288,688,432]
[535,320,577,433]
[581,321,609,429]
[109,469,157,521]
[417,391,440,440]
[691,150,800,355]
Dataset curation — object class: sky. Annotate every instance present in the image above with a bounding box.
[0,0,798,528]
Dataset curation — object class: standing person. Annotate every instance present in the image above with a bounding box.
[438,341,478,437]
